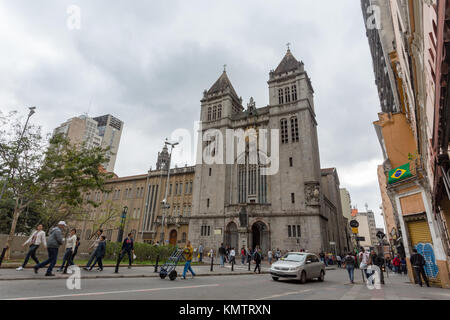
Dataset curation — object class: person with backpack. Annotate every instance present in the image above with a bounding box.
[89,235,106,271]
[392,255,401,273]
[114,232,135,273]
[410,249,430,287]
[253,247,262,274]
[343,252,356,284]
[34,221,66,276]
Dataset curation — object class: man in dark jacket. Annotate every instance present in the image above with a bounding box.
[218,243,226,267]
[114,233,135,273]
[410,249,430,287]
[253,247,262,274]
[34,221,66,276]
[89,236,106,271]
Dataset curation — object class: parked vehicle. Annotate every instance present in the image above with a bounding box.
[270,252,325,283]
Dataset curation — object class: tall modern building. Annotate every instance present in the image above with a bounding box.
[339,188,352,221]
[353,209,377,248]
[92,114,124,172]
[53,114,123,172]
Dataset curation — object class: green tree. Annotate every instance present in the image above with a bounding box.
[0,110,113,258]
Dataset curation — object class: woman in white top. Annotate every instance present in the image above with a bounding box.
[58,228,77,273]
[16,224,47,271]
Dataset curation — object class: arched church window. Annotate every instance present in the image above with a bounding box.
[290,116,299,142]
[291,85,298,101]
[285,87,291,103]
[280,118,289,144]
[217,105,222,118]
[213,106,217,120]
[278,89,284,104]
[207,107,212,121]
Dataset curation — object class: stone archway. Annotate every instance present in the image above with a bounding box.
[225,222,239,249]
[169,229,177,246]
[251,221,270,253]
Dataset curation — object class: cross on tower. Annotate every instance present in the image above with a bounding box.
[223,64,227,72]
[286,42,291,50]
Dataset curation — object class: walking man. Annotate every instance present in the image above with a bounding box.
[17,224,47,271]
[230,247,236,265]
[358,247,371,280]
[34,221,66,276]
[343,252,356,284]
[115,232,135,273]
[89,235,107,271]
[182,240,196,279]
[57,228,77,273]
[253,247,262,274]
[84,229,103,271]
[336,254,342,268]
[410,249,430,287]
[218,243,226,267]
[267,249,273,265]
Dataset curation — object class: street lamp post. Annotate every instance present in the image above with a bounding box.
[0,107,36,201]
[160,139,178,245]
[117,206,128,243]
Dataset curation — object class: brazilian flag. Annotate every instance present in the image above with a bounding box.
[388,163,412,184]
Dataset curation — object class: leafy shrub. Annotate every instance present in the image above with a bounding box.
[104,241,177,262]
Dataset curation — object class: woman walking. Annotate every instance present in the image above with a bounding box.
[343,252,356,284]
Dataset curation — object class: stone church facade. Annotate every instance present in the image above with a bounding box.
[189,49,347,254]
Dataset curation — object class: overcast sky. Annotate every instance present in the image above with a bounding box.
[0,0,386,228]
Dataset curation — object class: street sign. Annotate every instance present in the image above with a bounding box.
[356,236,365,241]
[329,241,336,245]
[352,227,359,234]
[350,220,359,228]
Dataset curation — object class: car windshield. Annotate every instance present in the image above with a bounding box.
[280,253,306,263]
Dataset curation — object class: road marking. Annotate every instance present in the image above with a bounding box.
[6,284,220,300]
[255,289,312,300]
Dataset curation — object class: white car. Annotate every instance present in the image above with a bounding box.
[270,252,325,283]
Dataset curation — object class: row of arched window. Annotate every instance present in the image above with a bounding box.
[278,84,298,104]
[280,116,299,144]
[207,105,222,121]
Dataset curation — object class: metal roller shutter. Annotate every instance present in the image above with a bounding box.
[407,220,432,246]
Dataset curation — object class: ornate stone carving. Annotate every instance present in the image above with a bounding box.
[239,206,248,228]
[305,182,320,205]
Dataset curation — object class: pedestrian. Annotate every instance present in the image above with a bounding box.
[84,229,103,271]
[253,248,262,274]
[218,243,226,267]
[400,257,407,275]
[34,221,66,276]
[57,228,77,273]
[358,247,370,280]
[319,251,325,265]
[336,254,342,268]
[275,248,281,261]
[198,243,204,262]
[230,247,236,265]
[114,232,135,273]
[17,224,47,271]
[369,250,385,285]
[343,252,356,284]
[182,240,196,279]
[70,236,81,266]
[241,246,246,264]
[410,249,430,287]
[225,246,230,263]
[208,248,214,260]
[89,235,107,271]
[392,255,401,273]
[267,249,273,265]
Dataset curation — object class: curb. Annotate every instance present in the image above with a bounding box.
[0,271,270,281]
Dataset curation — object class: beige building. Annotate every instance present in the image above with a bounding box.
[339,188,352,221]
[71,146,194,246]
[53,114,123,173]
[353,209,377,249]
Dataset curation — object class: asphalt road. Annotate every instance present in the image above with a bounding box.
[1,268,449,300]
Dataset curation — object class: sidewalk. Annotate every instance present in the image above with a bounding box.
[0,262,336,281]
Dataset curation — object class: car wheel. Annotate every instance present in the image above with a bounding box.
[318,270,325,282]
[299,271,307,284]
[272,276,279,281]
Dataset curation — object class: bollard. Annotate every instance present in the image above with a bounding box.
[248,259,251,271]
[231,259,234,271]
[154,255,159,273]
[210,256,214,272]
[114,251,121,273]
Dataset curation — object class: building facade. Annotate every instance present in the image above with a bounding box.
[188,49,346,255]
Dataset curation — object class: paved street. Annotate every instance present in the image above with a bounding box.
[1,267,449,300]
